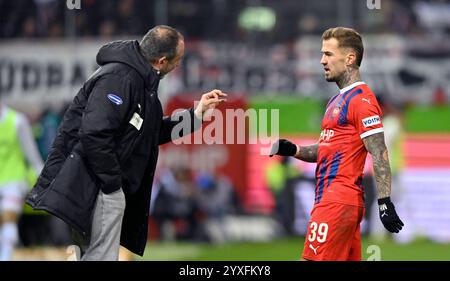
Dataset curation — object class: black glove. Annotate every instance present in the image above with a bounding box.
[378,197,404,233]
[269,139,297,157]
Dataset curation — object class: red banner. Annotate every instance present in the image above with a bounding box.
[159,94,249,203]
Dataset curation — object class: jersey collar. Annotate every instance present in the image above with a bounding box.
[339,81,366,94]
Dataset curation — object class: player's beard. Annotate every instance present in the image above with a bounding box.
[324,67,336,82]
[325,76,335,82]
[325,72,337,82]
[325,69,345,83]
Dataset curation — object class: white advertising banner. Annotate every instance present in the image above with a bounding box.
[1,36,449,109]
[0,40,104,107]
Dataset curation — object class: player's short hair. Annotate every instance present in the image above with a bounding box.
[139,25,183,63]
[322,27,364,67]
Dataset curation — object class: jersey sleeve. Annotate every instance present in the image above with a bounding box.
[349,94,384,139]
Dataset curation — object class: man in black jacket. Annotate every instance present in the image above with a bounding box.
[26,25,226,260]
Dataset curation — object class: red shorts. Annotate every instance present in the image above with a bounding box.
[301,201,365,261]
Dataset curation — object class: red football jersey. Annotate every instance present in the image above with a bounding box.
[315,82,384,207]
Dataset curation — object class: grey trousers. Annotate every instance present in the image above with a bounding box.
[78,188,126,261]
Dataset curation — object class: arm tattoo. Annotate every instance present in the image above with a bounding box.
[363,133,392,199]
[295,143,318,163]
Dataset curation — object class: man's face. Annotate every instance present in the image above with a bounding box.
[320,38,348,83]
[159,39,185,77]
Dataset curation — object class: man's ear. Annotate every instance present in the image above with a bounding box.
[346,52,357,66]
[157,56,167,67]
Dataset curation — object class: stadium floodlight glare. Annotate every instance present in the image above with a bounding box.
[238,7,276,32]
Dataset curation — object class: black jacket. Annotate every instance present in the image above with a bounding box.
[26,40,199,256]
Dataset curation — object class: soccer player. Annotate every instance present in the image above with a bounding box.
[0,101,44,260]
[270,27,404,261]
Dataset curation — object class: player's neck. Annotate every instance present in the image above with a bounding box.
[336,68,361,90]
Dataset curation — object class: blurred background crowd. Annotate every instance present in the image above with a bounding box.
[1,0,450,260]
[1,0,448,40]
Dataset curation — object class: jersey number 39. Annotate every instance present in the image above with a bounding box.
[307,222,329,243]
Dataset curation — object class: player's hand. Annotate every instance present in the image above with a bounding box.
[378,197,404,233]
[269,139,298,157]
[194,89,227,120]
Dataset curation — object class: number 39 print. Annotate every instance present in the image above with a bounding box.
[307,222,329,243]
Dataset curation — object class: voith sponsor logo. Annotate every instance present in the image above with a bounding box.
[362,115,381,127]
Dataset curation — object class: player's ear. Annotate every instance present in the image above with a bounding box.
[346,52,356,67]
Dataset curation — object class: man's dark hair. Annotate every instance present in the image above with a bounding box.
[139,25,183,63]
[322,27,364,67]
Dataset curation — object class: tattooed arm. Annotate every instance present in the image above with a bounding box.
[269,139,318,163]
[363,132,404,233]
[294,143,319,163]
[363,132,391,199]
